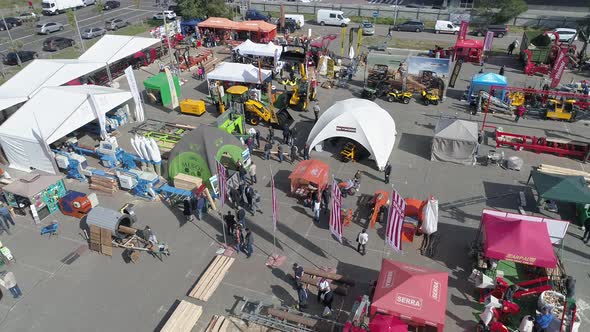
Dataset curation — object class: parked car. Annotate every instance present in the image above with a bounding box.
[18,12,39,22]
[474,24,508,38]
[105,18,127,30]
[434,20,459,34]
[394,21,424,32]
[316,9,350,27]
[2,51,38,65]
[103,0,120,10]
[83,0,96,5]
[168,5,179,12]
[153,10,176,20]
[550,28,577,42]
[36,22,64,34]
[276,18,298,33]
[361,21,375,35]
[245,9,271,22]
[81,27,105,39]
[43,37,74,51]
[0,17,22,30]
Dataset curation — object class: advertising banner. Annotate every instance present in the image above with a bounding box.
[124,66,144,122]
[550,48,569,88]
[483,31,494,52]
[458,21,468,41]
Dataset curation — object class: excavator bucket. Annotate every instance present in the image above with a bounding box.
[273,108,294,129]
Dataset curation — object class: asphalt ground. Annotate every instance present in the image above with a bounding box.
[0,36,590,332]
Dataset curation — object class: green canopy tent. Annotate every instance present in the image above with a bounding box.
[143,72,181,107]
[167,125,247,189]
[527,170,590,205]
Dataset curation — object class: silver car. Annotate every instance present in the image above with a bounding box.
[105,18,127,30]
[361,21,375,36]
[81,27,106,39]
[36,22,63,34]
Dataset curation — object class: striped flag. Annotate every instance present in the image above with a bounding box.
[271,172,278,231]
[216,160,227,209]
[329,179,342,242]
[385,189,406,251]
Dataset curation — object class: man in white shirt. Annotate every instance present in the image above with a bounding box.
[313,199,321,223]
[357,229,368,255]
[317,277,330,302]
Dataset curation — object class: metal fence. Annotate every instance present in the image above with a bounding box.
[249,1,588,28]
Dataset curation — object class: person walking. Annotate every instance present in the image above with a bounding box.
[264,141,272,160]
[296,283,309,311]
[303,144,310,160]
[0,271,22,299]
[245,185,254,212]
[244,228,253,258]
[278,145,284,163]
[269,126,275,144]
[499,65,505,76]
[282,125,290,144]
[313,198,321,223]
[354,170,362,183]
[0,204,15,230]
[507,41,515,55]
[238,163,247,184]
[237,207,246,227]
[183,198,194,223]
[317,277,330,302]
[321,289,334,317]
[387,25,394,38]
[234,224,243,254]
[384,162,392,184]
[195,195,205,221]
[246,136,254,155]
[249,162,257,184]
[255,129,261,148]
[582,217,590,243]
[321,189,330,215]
[293,263,304,285]
[515,105,526,123]
[252,189,263,215]
[313,102,320,123]
[290,144,298,164]
[224,211,236,235]
[356,229,368,255]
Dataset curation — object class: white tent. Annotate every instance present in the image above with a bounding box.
[79,35,160,64]
[0,59,105,111]
[0,85,132,173]
[206,62,272,84]
[307,98,397,170]
[234,39,282,58]
[430,118,478,165]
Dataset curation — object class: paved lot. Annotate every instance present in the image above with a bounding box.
[0,41,590,332]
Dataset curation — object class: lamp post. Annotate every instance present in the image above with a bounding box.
[1,15,21,66]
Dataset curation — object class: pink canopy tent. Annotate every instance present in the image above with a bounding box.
[371,259,448,332]
[482,214,558,268]
[369,315,409,332]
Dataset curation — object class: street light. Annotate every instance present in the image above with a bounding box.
[1,15,22,66]
[160,3,175,71]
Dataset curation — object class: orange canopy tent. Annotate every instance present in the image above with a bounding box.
[197,18,277,43]
[288,159,330,197]
[197,17,237,30]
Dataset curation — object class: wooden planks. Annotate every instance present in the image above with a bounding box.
[189,255,234,301]
[303,267,355,286]
[538,164,590,183]
[90,174,119,194]
[205,315,230,332]
[160,300,202,332]
[174,173,203,191]
[290,272,348,296]
[89,225,112,256]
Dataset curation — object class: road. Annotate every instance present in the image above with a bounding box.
[0,0,164,58]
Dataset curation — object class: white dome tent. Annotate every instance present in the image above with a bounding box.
[306,98,397,170]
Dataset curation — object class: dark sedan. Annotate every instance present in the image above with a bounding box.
[103,0,120,10]
[0,17,23,31]
[43,37,75,52]
[3,51,37,65]
[394,20,425,33]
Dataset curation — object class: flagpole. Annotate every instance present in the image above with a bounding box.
[269,164,277,256]
[216,160,228,248]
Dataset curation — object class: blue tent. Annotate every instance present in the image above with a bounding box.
[180,19,202,35]
[468,72,507,103]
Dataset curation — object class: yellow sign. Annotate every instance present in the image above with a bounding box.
[340,27,346,58]
[505,254,537,265]
[356,28,363,58]
[327,59,335,78]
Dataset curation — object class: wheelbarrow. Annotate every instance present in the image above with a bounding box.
[41,221,58,237]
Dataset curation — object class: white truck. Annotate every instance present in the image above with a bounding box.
[42,0,85,15]
[316,9,350,27]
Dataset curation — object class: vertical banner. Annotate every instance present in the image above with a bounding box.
[483,31,494,52]
[356,28,363,58]
[124,66,144,122]
[329,180,342,242]
[458,21,468,41]
[88,94,107,139]
[448,59,463,88]
[340,27,346,58]
[550,48,569,88]
[271,171,278,231]
[164,67,179,109]
[385,189,406,251]
[216,161,227,209]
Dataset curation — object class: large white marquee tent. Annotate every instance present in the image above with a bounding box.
[0,86,133,174]
[307,98,397,170]
[206,62,272,84]
[79,35,160,64]
[234,39,282,58]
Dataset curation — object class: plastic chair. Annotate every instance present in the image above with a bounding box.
[41,221,58,238]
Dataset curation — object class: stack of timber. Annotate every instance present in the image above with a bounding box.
[174,173,203,191]
[205,315,230,332]
[89,225,112,256]
[189,255,235,301]
[160,300,203,332]
[290,272,349,296]
[538,164,590,183]
[89,174,119,194]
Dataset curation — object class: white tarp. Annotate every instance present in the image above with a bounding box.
[431,118,478,165]
[234,39,283,58]
[0,85,132,174]
[79,35,160,64]
[0,59,105,111]
[421,197,439,234]
[206,62,272,84]
[482,209,569,245]
[306,98,396,170]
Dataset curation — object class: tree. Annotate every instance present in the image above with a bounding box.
[177,0,231,20]
[475,0,528,24]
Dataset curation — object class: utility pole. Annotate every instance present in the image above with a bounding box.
[72,11,86,52]
[1,14,21,66]
[161,6,175,71]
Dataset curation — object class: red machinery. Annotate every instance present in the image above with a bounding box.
[495,130,589,159]
[523,31,576,76]
[479,277,552,303]
[58,190,97,219]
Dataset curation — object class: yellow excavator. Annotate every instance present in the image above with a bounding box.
[226,85,294,128]
[545,98,577,122]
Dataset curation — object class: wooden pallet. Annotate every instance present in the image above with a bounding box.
[189,255,235,301]
[160,300,203,332]
[90,175,119,194]
[89,225,112,256]
[205,315,230,332]
[173,173,203,191]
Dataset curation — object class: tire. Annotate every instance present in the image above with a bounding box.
[424,99,429,105]
[453,31,457,35]
[320,21,325,26]
[387,96,394,102]
[497,33,504,38]
[403,98,410,104]
[435,30,439,34]
[341,23,346,27]
[249,116,259,125]
[477,32,483,37]
[59,26,64,31]
[416,28,421,32]
[397,27,401,31]
[433,100,439,105]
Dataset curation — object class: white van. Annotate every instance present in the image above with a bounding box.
[285,14,304,28]
[317,9,350,27]
[434,20,460,34]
